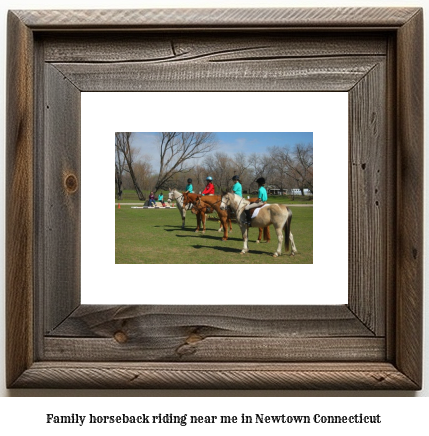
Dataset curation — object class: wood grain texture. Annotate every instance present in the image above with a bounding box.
[6,11,35,388]
[42,33,388,62]
[44,305,380,362]
[52,56,383,92]
[44,337,385,362]
[348,62,386,335]
[14,8,421,29]
[395,9,424,388]
[43,64,81,333]
[11,362,418,390]
[6,7,423,390]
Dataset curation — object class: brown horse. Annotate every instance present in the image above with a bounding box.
[194,195,233,241]
[183,192,232,240]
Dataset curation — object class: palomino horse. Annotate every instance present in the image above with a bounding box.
[168,188,193,229]
[220,192,297,257]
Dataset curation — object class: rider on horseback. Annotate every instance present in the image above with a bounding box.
[202,176,215,196]
[185,178,193,193]
[232,175,242,197]
[243,177,268,226]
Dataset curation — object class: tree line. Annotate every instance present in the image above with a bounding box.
[115,132,313,200]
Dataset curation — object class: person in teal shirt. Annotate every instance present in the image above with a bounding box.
[157,192,165,206]
[243,177,268,225]
[232,175,242,197]
[185,178,193,193]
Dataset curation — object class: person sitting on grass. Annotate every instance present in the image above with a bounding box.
[158,192,166,207]
[148,191,156,207]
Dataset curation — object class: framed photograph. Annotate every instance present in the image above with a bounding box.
[6,7,423,389]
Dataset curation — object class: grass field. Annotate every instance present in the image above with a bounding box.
[115,204,313,264]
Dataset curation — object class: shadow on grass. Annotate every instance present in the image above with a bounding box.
[155,225,197,233]
[175,233,244,242]
[192,244,272,256]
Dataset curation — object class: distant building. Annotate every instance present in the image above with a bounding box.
[289,188,312,196]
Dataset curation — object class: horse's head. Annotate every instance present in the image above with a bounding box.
[182,191,191,206]
[183,192,201,208]
[220,191,230,210]
[168,188,174,200]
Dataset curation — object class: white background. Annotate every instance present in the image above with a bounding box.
[0,0,428,428]
[82,92,348,305]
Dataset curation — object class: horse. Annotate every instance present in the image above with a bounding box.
[220,192,297,257]
[168,188,192,229]
[183,192,231,239]
[184,192,270,243]
[193,194,233,241]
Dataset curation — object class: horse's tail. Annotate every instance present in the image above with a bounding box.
[284,207,292,253]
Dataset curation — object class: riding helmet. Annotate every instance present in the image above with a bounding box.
[256,177,265,185]
[206,176,213,181]
[187,178,192,183]
[232,175,239,181]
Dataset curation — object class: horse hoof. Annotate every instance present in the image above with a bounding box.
[256,240,260,244]
[222,238,227,241]
[273,253,279,257]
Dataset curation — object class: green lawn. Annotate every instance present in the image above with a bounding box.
[115,204,313,264]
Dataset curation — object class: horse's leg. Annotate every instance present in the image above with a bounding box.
[229,218,232,233]
[221,217,228,241]
[289,232,297,255]
[201,211,206,234]
[257,227,262,243]
[273,224,283,257]
[195,211,200,232]
[181,208,186,229]
[240,224,249,254]
[265,226,271,242]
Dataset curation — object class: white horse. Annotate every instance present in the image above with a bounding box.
[168,188,193,229]
[220,192,297,257]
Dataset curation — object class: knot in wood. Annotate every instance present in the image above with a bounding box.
[114,331,128,343]
[64,174,78,193]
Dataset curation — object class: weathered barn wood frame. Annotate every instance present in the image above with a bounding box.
[6,8,423,389]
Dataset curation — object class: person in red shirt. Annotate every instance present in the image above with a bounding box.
[202,176,215,195]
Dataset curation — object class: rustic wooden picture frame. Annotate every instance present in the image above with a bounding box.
[6,8,423,390]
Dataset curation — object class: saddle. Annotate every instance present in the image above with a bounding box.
[244,203,266,226]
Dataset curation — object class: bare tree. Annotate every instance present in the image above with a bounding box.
[133,157,154,193]
[204,152,233,191]
[294,143,313,193]
[153,132,218,192]
[268,143,313,195]
[268,146,292,195]
[115,143,126,200]
[115,132,145,201]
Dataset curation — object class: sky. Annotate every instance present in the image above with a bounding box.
[131,132,313,167]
